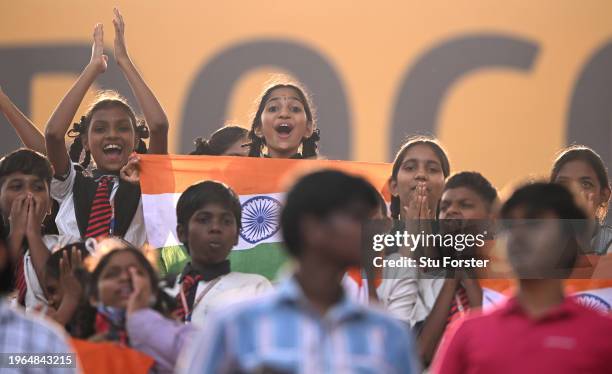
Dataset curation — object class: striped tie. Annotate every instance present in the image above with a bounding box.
[15,255,26,306]
[86,176,114,239]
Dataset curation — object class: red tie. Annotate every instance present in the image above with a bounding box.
[15,255,26,306]
[175,274,203,321]
[86,176,114,239]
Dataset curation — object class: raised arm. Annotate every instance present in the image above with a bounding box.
[0,87,46,154]
[44,24,108,177]
[113,8,169,155]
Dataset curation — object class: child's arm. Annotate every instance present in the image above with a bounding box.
[44,24,108,177]
[417,277,459,367]
[113,8,169,155]
[25,194,52,289]
[7,195,28,262]
[0,87,46,154]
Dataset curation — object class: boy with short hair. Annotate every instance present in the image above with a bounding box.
[432,183,612,373]
[0,148,62,309]
[179,170,420,373]
[126,180,271,371]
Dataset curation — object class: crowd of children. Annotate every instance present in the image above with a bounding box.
[1,9,612,374]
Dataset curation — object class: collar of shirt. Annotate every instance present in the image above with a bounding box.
[274,276,366,324]
[500,295,578,322]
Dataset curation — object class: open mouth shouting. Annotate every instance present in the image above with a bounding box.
[102,143,125,162]
[274,123,294,139]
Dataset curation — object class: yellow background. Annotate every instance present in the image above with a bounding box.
[2,0,611,194]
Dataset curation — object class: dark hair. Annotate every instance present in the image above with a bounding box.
[190,125,248,155]
[375,190,388,218]
[550,145,611,222]
[45,242,90,280]
[500,183,588,272]
[281,170,379,257]
[444,171,498,208]
[176,180,242,234]
[247,82,319,158]
[0,148,53,188]
[68,91,149,170]
[389,136,450,219]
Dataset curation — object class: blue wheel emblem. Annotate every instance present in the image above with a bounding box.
[240,196,282,244]
[574,293,611,313]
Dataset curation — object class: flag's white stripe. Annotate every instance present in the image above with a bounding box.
[142,192,285,250]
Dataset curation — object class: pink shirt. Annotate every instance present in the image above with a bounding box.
[432,296,612,374]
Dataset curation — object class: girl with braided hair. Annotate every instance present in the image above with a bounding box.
[44,9,169,247]
[247,79,320,159]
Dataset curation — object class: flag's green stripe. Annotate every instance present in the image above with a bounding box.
[157,243,289,281]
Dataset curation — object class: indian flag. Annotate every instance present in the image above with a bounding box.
[139,154,392,279]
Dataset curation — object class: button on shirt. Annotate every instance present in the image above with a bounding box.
[178,277,420,374]
[432,296,612,374]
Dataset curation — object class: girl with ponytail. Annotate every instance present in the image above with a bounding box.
[44,9,169,247]
[247,78,320,159]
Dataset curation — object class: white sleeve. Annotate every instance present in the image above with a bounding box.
[51,163,76,202]
[377,275,420,326]
[24,252,48,312]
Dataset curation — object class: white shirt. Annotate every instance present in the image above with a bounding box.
[170,272,273,328]
[376,253,444,327]
[50,163,147,247]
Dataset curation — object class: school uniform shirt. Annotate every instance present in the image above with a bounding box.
[431,296,612,374]
[50,163,147,247]
[170,271,273,328]
[177,276,421,374]
[592,224,612,254]
[376,253,444,327]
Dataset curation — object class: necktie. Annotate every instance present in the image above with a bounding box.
[175,273,203,321]
[85,176,114,239]
[15,255,26,306]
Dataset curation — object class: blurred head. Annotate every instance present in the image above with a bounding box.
[248,81,318,158]
[190,125,249,156]
[500,183,588,279]
[176,181,241,265]
[551,145,610,223]
[89,241,158,309]
[0,149,53,223]
[281,170,379,267]
[389,136,450,219]
[69,91,149,172]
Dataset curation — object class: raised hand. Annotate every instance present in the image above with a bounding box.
[89,23,108,74]
[59,247,84,304]
[7,195,28,257]
[127,266,153,315]
[113,8,130,65]
[120,152,141,184]
[25,194,48,240]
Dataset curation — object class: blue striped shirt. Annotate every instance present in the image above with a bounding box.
[179,277,420,374]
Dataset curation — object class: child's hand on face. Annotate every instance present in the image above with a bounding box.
[88,23,108,74]
[126,266,152,316]
[59,247,84,303]
[25,194,48,239]
[120,153,140,184]
[112,8,130,65]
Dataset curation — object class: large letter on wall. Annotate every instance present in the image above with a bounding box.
[390,35,539,159]
[0,46,136,151]
[180,40,350,160]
